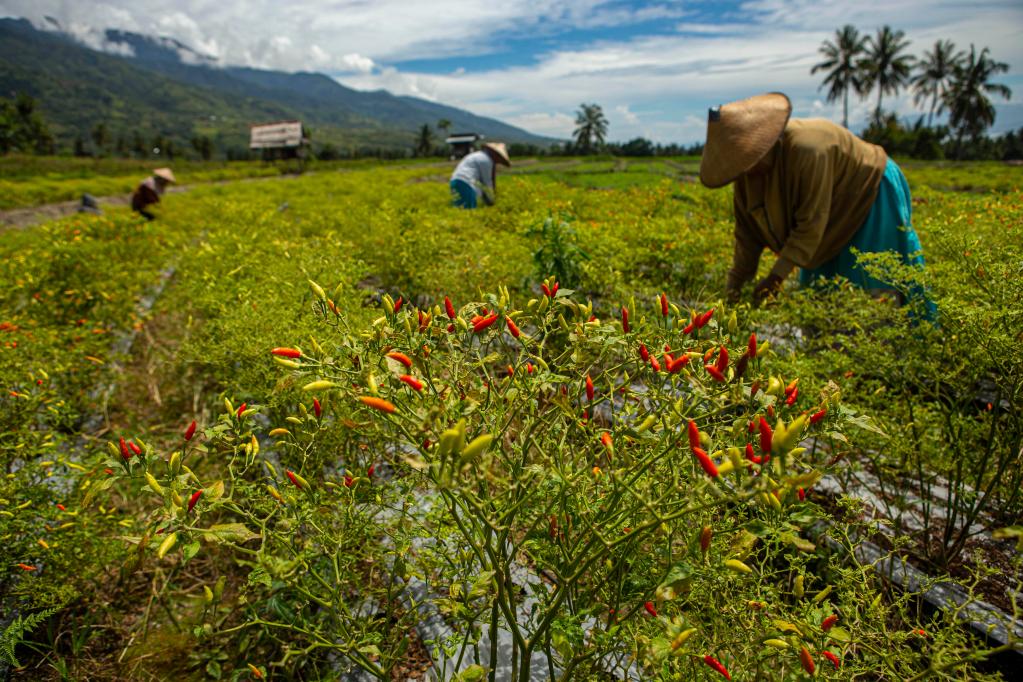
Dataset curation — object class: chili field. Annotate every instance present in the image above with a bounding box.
[0,157,1020,680]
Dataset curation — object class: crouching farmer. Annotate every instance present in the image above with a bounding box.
[450,143,511,208]
[131,168,176,220]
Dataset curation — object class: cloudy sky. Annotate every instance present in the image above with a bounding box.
[3,0,1021,143]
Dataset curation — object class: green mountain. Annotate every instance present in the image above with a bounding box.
[0,18,554,156]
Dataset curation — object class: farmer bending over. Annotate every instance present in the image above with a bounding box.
[701,93,931,311]
[450,142,510,208]
[131,168,175,220]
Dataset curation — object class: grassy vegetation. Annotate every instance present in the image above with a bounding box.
[1,157,1020,679]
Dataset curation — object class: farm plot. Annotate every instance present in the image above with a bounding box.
[1,159,1020,680]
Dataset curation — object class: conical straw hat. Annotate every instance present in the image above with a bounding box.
[153,168,177,183]
[482,142,511,166]
[699,93,791,188]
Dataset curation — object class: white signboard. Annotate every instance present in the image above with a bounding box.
[250,121,304,149]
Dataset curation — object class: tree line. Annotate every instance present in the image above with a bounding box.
[811,25,1013,158]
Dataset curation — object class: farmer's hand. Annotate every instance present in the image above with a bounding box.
[753,274,784,305]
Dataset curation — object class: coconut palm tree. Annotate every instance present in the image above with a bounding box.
[860,26,914,123]
[437,119,452,137]
[945,45,1012,158]
[912,40,964,127]
[810,25,868,128]
[573,104,608,154]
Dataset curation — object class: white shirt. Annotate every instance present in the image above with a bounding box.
[450,150,494,197]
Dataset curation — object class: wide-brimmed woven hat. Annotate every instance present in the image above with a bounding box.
[699,93,791,188]
[153,168,177,183]
[482,142,511,166]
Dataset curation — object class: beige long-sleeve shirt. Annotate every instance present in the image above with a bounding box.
[726,119,888,293]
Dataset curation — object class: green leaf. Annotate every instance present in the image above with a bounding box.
[827,626,852,643]
[453,665,487,682]
[183,540,201,561]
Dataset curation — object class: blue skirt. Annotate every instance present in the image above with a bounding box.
[800,158,936,319]
[450,179,477,209]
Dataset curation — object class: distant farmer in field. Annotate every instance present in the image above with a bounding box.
[450,142,511,208]
[131,168,176,220]
[700,92,931,311]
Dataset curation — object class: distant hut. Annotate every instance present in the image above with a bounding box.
[445,132,483,160]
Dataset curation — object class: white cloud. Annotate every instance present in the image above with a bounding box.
[339,53,375,74]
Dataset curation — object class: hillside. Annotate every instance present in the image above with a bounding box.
[0,18,553,156]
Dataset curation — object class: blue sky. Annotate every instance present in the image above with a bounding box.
[5,0,1022,143]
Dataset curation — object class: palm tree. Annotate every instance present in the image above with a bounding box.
[415,123,433,157]
[573,104,608,154]
[945,45,1012,158]
[810,25,868,128]
[436,119,452,137]
[860,26,914,123]
[912,40,964,127]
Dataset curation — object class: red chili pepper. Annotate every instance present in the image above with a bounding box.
[551,282,559,296]
[715,345,729,373]
[650,356,661,372]
[368,464,376,478]
[472,313,499,333]
[271,347,301,358]
[704,364,726,382]
[660,293,669,317]
[799,647,815,675]
[344,475,354,488]
[810,408,827,425]
[313,398,322,418]
[526,363,534,374]
[683,317,696,335]
[750,380,761,396]
[447,323,455,333]
[745,443,764,464]
[748,419,756,433]
[700,525,712,553]
[639,343,650,362]
[600,432,613,451]
[585,374,594,402]
[286,470,302,489]
[693,447,719,477]
[56,503,66,512]
[444,296,456,319]
[541,283,551,298]
[237,402,247,417]
[644,600,657,617]
[759,417,773,454]
[18,563,36,571]
[696,308,715,328]
[386,351,412,368]
[703,655,731,680]
[184,420,197,441]
[667,355,689,374]
[822,650,840,670]
[128,441,141,456]
[785,387,798,406]
[119,436,131,460]
[399,375,424,392]
[359,396,396,413]
[687,420,701,450]
[393,296,403,313]
[734,354,749,379]
[621,306,630,333]
[187,489,203,513]
[506,364,515,376]
[767,403,775,418]
[506,317,521,338]
[747,332,757,358]
[821,614,839,631]
[797,487,806,501]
